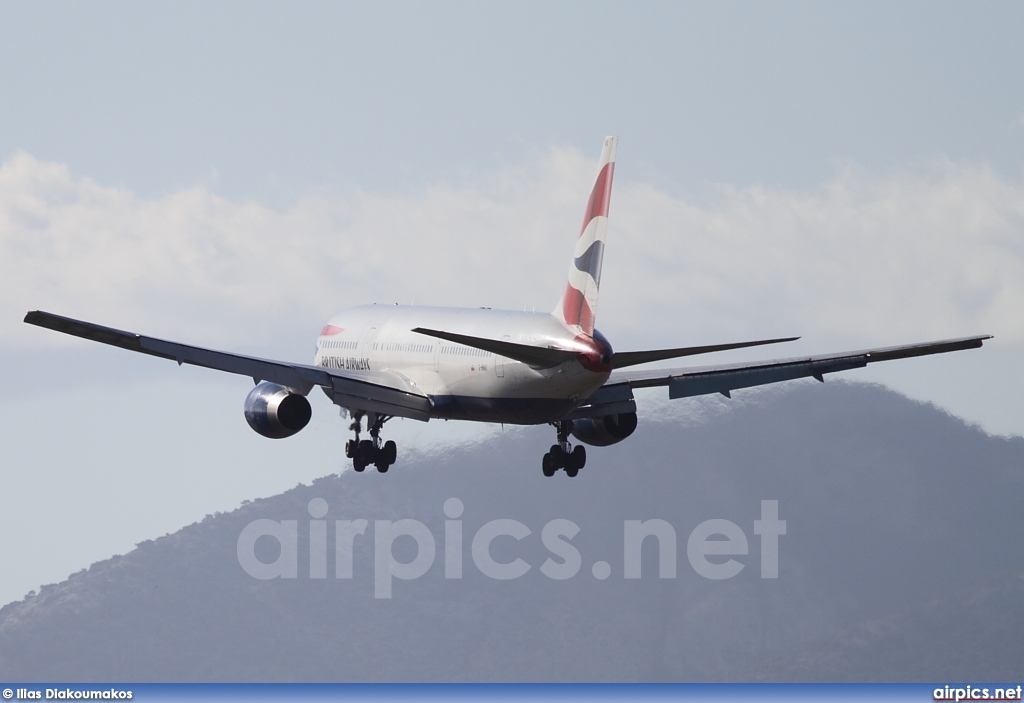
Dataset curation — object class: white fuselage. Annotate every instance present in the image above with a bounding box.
[313,304,612,424]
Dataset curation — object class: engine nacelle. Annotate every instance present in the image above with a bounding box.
[244,382,312,439]
[569,411,638,447]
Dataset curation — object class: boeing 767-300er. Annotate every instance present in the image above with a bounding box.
[24,137,991,476]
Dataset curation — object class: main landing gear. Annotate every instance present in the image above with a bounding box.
[542,421,586,478]
[344,411,397,473]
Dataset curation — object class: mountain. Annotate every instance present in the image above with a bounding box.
[757,569,1024,681]
[1,381,1021,681]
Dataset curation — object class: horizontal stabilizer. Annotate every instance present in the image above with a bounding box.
[612,336,799,369]
[412,327,578,369]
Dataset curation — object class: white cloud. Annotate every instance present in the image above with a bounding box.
[609,160,1024,345]
[3,149,1022,355]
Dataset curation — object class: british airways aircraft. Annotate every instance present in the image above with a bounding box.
[24,137,991,477]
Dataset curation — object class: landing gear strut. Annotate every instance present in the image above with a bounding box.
[542,421,586,477]
[344,411,397,473]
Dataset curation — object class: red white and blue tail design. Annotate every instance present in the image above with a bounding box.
[555,136,617,337]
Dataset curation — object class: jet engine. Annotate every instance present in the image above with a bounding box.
[569,411,638,447]
[243,381,312,439]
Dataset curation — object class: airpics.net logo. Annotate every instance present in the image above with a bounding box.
[236,499,786,598]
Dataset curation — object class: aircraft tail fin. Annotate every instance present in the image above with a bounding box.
[554,136,617,336]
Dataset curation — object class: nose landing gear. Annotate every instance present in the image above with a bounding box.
[344,411,397,473]
[542,421,586,477]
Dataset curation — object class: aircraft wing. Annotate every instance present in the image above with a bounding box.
[23,311,432,420]
[594,334,992,404]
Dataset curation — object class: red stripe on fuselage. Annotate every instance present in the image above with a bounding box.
[321,324,345,336]
[561,283,595,336]
[578,161,615,237]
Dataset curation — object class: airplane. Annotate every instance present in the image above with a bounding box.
[24,136,991,477]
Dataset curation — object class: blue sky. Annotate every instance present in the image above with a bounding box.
[1,1,1022,606]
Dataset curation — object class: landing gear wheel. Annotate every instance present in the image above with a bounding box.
[571,445,586,470]
[564,446,584,476]
[548,445,564,469]
[357,439,375,465]
[542,420,586,477]
[347,412,398,474]
[542,453,556,477]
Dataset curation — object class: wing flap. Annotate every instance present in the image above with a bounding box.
[329,374,433,421]
[669,357,866,399]
[26,310,329,393]
[561,383,637,420]
[610,335,992,399]
[139,336,327,393]
[26,310,169,357]
[24,310,433,421]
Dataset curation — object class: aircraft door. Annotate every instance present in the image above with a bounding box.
[360,326,379,359]
[495,335,510,378]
